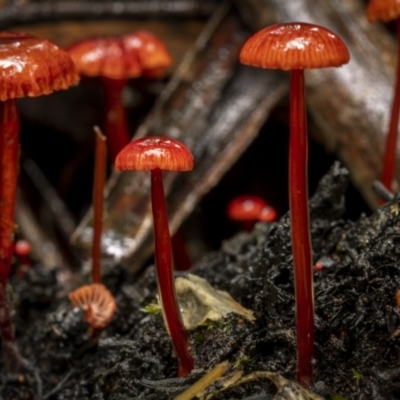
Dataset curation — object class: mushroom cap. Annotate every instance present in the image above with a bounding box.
[115,136,194,171]
[69,283,117,329]
[367,0,400,22]
[14,240,32,256]
[227,195,266,221]
[240,22,350,70]
[68,31,172,80]
[0,32,79,101]
[258,205,278,222]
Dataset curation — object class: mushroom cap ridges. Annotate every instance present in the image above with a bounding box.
[0,32,79,101]
[115,136,194,171]
[367,0,400,22]
[68,31,172,80]
[240,23,350,70]
[69,283,117,329]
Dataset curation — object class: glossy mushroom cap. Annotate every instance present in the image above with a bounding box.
[68,31,172,80]
[69,283,117,329]
[115,136,194,171]
[227,195,266,221]
[14,240,32,257]
[259,205,278,222]
[240,22,350,70]
[0,32,79,101]
[367,0,400,22]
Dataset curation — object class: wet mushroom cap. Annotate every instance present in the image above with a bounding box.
[115,136,194,171]
[69,283,117,329]
[0,32,79,101]
[68,31,172,80]
[367,0,400,22]
[240,22,350,70]
[227,195,266,221]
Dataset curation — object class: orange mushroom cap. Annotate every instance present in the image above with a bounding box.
[240,22,350,71]
[115,136,194,171]
[227,195,266,221]
[69,283,117,329]
[367,0,400,22]
[0,32,79,101]
[67,31,172,80]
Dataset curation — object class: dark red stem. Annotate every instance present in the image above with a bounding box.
[101,77,131,162]
[381,18,400,195]
[150,168,194,377]
[92,127,107,284]
[0,99,23,373]
[290,69,314,388]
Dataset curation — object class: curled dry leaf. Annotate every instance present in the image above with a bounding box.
[69,283,117,329]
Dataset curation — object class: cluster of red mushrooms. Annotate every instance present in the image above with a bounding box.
[0,0,398,391]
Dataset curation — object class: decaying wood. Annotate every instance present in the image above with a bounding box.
[236,0,399,208]
[71,3,288,269]
[0,0,216,30]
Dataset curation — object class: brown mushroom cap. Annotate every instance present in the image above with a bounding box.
[115,136,194,171]
[240,22,350,71]
[69,283,117,329]
[0,32,79,101]
[367,0,400,22]
[68,31,172,80]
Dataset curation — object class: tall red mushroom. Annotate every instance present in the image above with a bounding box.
[0,32,78,373]
[67,31,172,161]
[115,136,194,377]
[367,0,400,195]
[240,23,349,388]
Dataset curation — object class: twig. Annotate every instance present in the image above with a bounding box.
[42,369,75,400]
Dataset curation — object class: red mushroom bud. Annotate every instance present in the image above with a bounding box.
[227,195,266,231]
[115,136,194,377]
[240,22,349,388]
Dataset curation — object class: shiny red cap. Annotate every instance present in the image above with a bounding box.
[227,195,266,221]
[367,0,400,22]
[0,32,79,101]
[68,31,172,80]
[115,136,194,171]
[240,23,350,70]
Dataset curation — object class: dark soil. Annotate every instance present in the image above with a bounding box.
[2,162,400,399]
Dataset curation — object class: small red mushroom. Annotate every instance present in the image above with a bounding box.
[367,0,400,196]
[115,136,194,377]
[67,31,172,161]
[227,195,266,231]
[258,205,277,223]
[69,283,117,329]
[240,22,349,388]
[0,32,78,373]
[14,239,32,277]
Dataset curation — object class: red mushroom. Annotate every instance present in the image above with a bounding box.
[367,0,400,196]
[227,195,266,231]
[67,31,172,161]
[14,239,32,277]
[115,136,194,377]
[240,23,349,388]
[69,283,117,329]
[0,32,78,373]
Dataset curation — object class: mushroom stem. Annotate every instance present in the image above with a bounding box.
[289,69,314,388]
[0,98,23,373]
[92,127,107,284]
[381,18,400,194]
[101,77,131,162]
[150,168,194,377]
